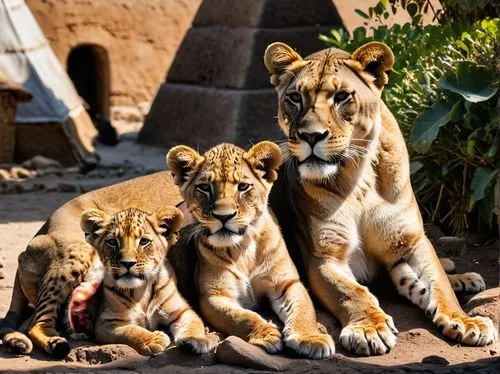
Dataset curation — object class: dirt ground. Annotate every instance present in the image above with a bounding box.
[0,143,499,372]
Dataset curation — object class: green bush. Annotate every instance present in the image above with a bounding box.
[320,0,499,234]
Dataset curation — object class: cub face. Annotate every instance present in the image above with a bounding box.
[264,42,394,181]
[167,142,282,248]
[81,207,183,289]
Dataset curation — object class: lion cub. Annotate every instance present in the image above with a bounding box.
[167,142,335,359]
[80,206,210,355]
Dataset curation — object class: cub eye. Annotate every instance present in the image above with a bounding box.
[105,238,118,249]
[333,91,351,104]
[286,92,302,104]
[197,183,211,193]
[238,182,250,192]
[139,238,151,247]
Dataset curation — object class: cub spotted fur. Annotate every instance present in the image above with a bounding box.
[79,207,210,355]
[264,41,497,356]
[167,142,335,359]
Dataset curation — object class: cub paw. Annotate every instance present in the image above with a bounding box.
[2,331,33,355]
[176,334,212,354]
[248,323,283,354]
[138,330,171,356]
[284,332,335,359]
[432,309,497,346]
[448,273,486,294]
[48,336,71,359]
[340,312,398,356]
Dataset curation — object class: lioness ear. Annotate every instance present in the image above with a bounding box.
[351,42,394,88]
[81,209,109,240]
[244,141,283,183]
[154,206,183,240]
[166,145,204,186]
[264,42,302,86]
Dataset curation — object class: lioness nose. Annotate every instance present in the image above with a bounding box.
[213,212,236,224]
[298,130,329,147]
[120,261,136,270]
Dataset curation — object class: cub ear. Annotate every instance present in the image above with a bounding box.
[154,206,184,240]
[264,42,302,86]
[166,145,204,186]
[81,209,109,239]
[244,141,283,183]
[351,42,394,88]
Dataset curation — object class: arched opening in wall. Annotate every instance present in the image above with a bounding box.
[67,44,110,119]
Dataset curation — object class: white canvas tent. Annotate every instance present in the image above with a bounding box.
[0,0,97,166]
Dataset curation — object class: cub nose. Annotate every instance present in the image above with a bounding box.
[120,261,136,270]
[213,212,237,224]
[298,130,329,147]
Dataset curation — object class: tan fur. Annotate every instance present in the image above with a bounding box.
[167,142,335,359]
[0,172,184,357]
[264,41,497,356]
[80,207,210,356]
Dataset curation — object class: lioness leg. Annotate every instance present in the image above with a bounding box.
[388,236,497,346]
[156,290,210,354]
[95,321,171,356]
[269,279,335,358]
[0,272,33,354]
[307,257,397,356]
[26,236,93,358]
[200,295,283,353]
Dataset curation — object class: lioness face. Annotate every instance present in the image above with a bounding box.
[264,42,394,182]
[167,142,282,248]
[81,207,182,289]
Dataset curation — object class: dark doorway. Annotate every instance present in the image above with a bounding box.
[67,44,110,119]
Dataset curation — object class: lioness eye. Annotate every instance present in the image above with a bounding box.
[197,183,211,193]
[238,182,250,192]
[139,238,151,247]
[334,91,351,104]
[105,238,118,249]
[286,92,302,104]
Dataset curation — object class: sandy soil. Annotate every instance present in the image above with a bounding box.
[0,161,499,372]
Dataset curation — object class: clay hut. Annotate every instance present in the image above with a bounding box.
[0,0,98,167]
[0,70,32,163]
[139,0,345,151]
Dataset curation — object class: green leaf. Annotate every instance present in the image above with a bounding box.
[406,2,418,17]
[411,101,452,153]
[355,9,370,19]
[466,140,475,157]
[439,62,499,103]
[410,161,423,175]
[470,167,497,203]
[380,0,388,8]
[455,40,469,53]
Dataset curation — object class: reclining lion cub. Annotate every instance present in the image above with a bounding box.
[263,41,497,356]
[167,142,335,359]
[79,206,210,355]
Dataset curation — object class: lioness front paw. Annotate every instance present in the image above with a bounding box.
[2,331,33,355]
[248,323,283,354]
[284,332,335,359]
[176,334,212,354]
[340,312,398,356]
[448,273,486,294]
[432,309,497,346]
[138,330,171,356]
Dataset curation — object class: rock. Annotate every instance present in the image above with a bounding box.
[216,336,292,371]
[22,155,62,170]
[57,183,78,193]
[463,287,500,326]
[65,344,141,365]
[421,355,450,365]
[437,236,467,256]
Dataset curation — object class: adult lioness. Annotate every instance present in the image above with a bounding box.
[263,41,497,356]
